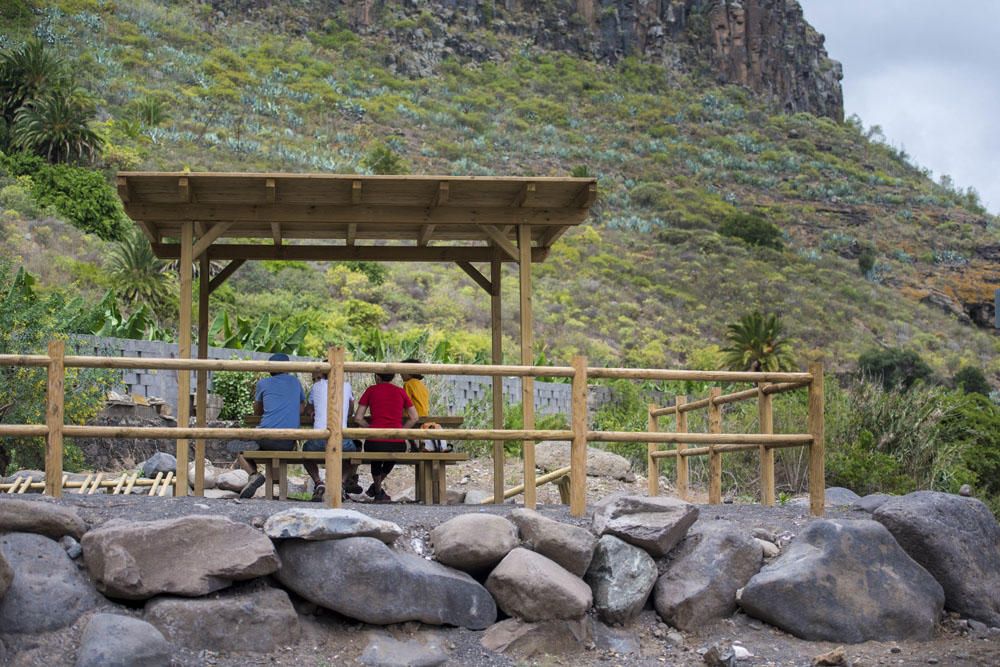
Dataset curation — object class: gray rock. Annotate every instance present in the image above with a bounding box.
[535,441,634,481]
[360,633,448,667]
[145,585,299,652]
[591,495,698,557]
[82,515,278,600]
[511,508,597,577]
[873,491,1000,626]
[654,521,763,631]
[1,469,44,484]
[0,497,87,539]
[0,532,102,633]
[854,493,893,513]
[463,489,489,505]
[61,535,83,559]
[141,452,176,477]
[76,613,170,667]
[789,487,862,508]
[486,548,592,621]
[0,549,11,599]
[264,508,402,543]
[480,617,592,657]
[754,538,779,558]
[591,619,641,654]
[203,488,239,499]
[277,536,496,629]
[751,527,777,543]
[740,519,944,642]
[959,484,973,497]
[215,469,249,492]
[431,514,518,574]
[585,535,657,625]
[187,459,217,490]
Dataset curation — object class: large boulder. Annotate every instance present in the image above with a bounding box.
[277,536,496,629]
[480,617,592,658]
[145,585,299,652]
[264,508,402,544]
[585,535,657,625]
[591,495,698,557]
[430,514,518,574]
[535,441,634,480]
[0,549,11,599]
[0,497,87,539]
[873,491,1000,626]
[854,493,893,513]
[740,519,944,642]
[75,613,170,667]
[486,548,592,621]
[654,520,763,631]
[82,516,278,600]
[510,508,597,577]
[187,459,217,490]
[0,532,102,633]
[789,487,862,509]
[216,469,249,492]
[141,452,176,477]
[360,633,448,667]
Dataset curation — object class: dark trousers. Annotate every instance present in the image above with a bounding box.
[364,440,406,477]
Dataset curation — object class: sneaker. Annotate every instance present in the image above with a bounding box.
[365,482,377,498]
[239,473,265,499]
[345,478,363,495]
[373,489,392,504]
[311,483,326,502]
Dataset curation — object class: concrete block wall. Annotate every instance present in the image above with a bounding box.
[72,336,614,418]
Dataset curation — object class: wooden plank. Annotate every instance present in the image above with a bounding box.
[147,472,162,496]
[758,383,775,506]
[116,176,131,202]
[808,363,825,517]
[708,388,722,505]
[647,403,659,497]
[78,473,92,494]
[519,225,536,509]
[155,243,549,264]
[265,178,276,203]
[676,395,688,500]
[418,224,435,246]
[45,340,64,498]
[572,182,597,208]
[195,253,209,497]
[208,259,245,294]
[537,225,570,248]
[325,347,345,508]
[265,460,275,499]
[351,180,362,204]
[178,177,190,203]
[510,182,536,208]
[587,368,814,382]
[271,222,282,247]
[191,222,232,259]
[570,355,588,517]
[434,182,449,206]
[87,471,104,495]
[278,461,288,501]
[480,466,571,504]
[124,473,138,495]
[434,460,447,504]
[175,221,192,496]
[16,476,30,493]
[159,472,173,497]
[421,462,434,505]
[247,451,471,461]
[479,225,519,260]
[456,261,492,294]
[346,223,357,246]
[491,260,504,506]
[112,474,126,495]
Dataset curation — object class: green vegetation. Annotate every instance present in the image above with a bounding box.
[953,365,991,396]
[718,212,783,250]
[722,311,794,372]
[858,347,934,391]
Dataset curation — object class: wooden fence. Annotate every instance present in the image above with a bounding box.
[0,342,824,517]
[646,363,824,515]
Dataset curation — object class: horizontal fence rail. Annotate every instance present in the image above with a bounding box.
[0,342,824,516]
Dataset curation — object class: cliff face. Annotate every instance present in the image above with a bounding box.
[209,0,843,120]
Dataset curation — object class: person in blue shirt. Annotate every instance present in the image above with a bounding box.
[237,353,306,498]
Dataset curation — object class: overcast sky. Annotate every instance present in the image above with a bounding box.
[799,0,1000,214]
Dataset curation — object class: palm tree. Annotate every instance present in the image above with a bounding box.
[107,227,176,318]
[721,311,795,372]
[0,38,69,124]
[12,89,103,164]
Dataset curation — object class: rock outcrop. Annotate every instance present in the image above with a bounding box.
[592,494,698,557]
[431,513,519,574]
[486,548,592,622]
[76,613,170,667]
[585,535,658,625]
[0,498,87,539]
[510,508,597,577]
[264,507,402,543]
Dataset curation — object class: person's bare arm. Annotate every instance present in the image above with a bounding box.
[403,405,419,429]
[354,403,369,427]
[253,381,264,416]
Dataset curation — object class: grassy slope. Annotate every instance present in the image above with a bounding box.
[3,0,998,379]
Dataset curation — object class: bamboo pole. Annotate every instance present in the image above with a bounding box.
[569,355,588,517]
[159,472,173,497]
[77,473,92,494]
[124,473,138,495]
[0,354,49,367]
[647,403,659,497]
[808,362,825,517]
[0,425,48,437]
[708,387,722,504]
[112,474,126,495]
[589,368,812,382]
[45,339,65,498]
[346,428,572,441]
[490,259,504,505]
[87,472,104,494]
[64,355,333,373]
[194,253,210,496]
[758,382,775,506]
[148,471,163,496]
[480,465,571,504]
[16,477,29,493]
[676,395,688,500]
[648,380,812,417]
[175,221,192,496]
[652,440,809,458]
[518,225,535,509]
[63,425,329,439]
[325,347,344,509]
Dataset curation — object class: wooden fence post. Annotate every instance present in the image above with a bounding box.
[675,395,688,500]
[807,362,825,516]
[708,387,722,504]
[647,404,659,496]
[570,355,588,517]
[45,339,64,498]
[325,347,345,508]
[758,382,775,506]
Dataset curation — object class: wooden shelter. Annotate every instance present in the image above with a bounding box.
[115,172,597,503]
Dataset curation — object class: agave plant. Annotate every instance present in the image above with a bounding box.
[12,89,103,164]
[721,311,795,372]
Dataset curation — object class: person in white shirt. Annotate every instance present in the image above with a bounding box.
[303,371,358,501]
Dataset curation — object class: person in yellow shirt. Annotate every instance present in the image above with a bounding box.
[401,358,430,417]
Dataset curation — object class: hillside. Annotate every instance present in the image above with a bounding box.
[1,0,997,381]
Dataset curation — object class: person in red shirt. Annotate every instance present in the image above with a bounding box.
[353,372,418,502]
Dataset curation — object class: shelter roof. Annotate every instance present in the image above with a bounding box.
[116,172,596,263]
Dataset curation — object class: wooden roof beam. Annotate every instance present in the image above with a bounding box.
[271,222,282,247]
[178,177,191,203]
[154,243,547,263]
[433,182,449,207]
[572,182,596,208]
[191,222,233,258]
[418,224,435,246]
[346,223,357,246]
[265,178,277,203]
[478,225,519,261]
[538,225,570,249]
[511,182,536,208]
[456,261,492,294]
[116,176,131,203]
[208,259,246,294]
[351,180,362,205]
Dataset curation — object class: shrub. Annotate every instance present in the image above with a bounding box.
[953,365,991,396]
[718,211,783,249]
[212,369,264,421]
[858,347,934,391]
[857,245,876,276]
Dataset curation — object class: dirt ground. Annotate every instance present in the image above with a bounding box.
[2,458,1000,666]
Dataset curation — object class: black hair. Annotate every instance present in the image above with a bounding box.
[376,372,395,382]
[401,358,424,380]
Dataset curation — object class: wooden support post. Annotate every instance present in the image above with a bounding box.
[45,339,64,497]
[708,387,722,504]
[647,403,659,497]
[808,362,825,517]
[570,355,588,517]
[758,382,775,506]
[675,395,688,500]
[194,253,209,496]
[175,221,192,496]
[518,226,536,509]
[490,260,505,505]
[325,347,345,508]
